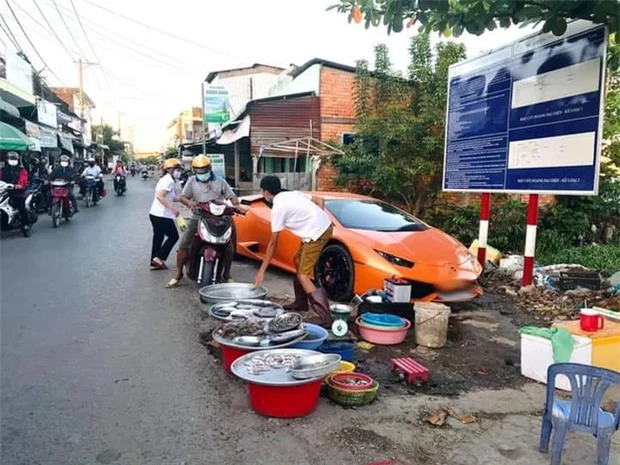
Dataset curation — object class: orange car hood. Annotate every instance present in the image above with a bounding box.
[346,227,471,267]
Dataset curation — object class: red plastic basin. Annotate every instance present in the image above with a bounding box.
[221,345,251,373]
[247,379,322,418]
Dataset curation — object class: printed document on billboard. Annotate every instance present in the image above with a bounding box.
[508,132,595,169]
[443,20,606,195]
[511,58,600,109]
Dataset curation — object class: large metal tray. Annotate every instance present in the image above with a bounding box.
[208,299,284,322]
[231,349,324,386]
[199,283,268,304]
[212,331,306,351]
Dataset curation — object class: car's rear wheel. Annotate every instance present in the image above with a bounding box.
[315,243,354,302]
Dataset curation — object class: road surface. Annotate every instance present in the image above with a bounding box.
[2,176,617,465]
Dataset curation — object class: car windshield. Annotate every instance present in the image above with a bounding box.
[325,199,427,232]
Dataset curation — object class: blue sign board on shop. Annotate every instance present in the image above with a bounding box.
[443,21,607,195]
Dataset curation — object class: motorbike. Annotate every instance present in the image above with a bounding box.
[130,167,136,177]
[141,170,148,180]
[84,174,102,207]
[49,179,75,228]
[114,174,126,196]
[27,175,50,213]
[185,201,239,285]
[0,181,38,236]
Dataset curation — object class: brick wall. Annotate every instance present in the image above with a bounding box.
[317,67,357,190]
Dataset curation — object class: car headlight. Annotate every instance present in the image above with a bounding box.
[375,250,414,268]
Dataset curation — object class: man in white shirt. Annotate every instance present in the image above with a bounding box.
[254,176,333,326]
[81,158,103,197]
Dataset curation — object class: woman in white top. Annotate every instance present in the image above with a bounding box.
[149,158,182,270]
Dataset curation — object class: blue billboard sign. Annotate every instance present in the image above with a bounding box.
[443,21,607,195]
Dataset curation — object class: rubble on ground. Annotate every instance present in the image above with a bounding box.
[485,264,620,322]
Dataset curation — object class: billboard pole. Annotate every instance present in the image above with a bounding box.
[201,81,207,156]
[477,193,490,267]
[522,194,539,288]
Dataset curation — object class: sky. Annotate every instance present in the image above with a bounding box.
[0,0,538,151]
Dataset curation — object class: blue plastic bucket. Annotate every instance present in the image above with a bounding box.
[317,341,355,362]
[291,323,328,350]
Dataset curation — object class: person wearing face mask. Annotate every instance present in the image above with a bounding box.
[165,155,247,288]
[50,155,79,213]
[148,158,183,270]
[0,152,31,235]
[111,160,127,193]
[82,158,104,197]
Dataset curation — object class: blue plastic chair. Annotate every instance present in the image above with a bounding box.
[539,363,620,465]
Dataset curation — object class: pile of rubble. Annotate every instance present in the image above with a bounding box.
[485,259,620,322]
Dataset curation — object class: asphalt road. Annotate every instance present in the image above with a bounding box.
[0,175,290,465]
[3,176,617,465]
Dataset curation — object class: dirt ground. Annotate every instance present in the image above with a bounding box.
[194,258,620,465]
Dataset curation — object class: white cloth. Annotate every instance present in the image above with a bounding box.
[82,165,101,177]
[271,191,331,241]
[149,174,176,219]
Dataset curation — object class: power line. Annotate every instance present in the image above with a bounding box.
[4,0,62,81]
[80,0,239,59]
[0,7,22,51]
[46,0,198,68]
[8,0,107,95]
[69,0,112,93]
[31,0,75,60]
[51,0,87,59]
[7,4,77,56]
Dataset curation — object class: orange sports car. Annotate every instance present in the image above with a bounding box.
[234,192,483,302]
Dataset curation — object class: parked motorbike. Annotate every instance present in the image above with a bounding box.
[84,174,102,207]
[185,202,239,285]
[49,179,75,228]
[27,175,50,214]
[141,170,148,181]
[0,181,37,236]
[114,175,127,196]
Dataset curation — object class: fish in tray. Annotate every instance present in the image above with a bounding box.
[244,351,302,375]
[268,313,303,333]
[267,328,307,344]
[216,320,267,339]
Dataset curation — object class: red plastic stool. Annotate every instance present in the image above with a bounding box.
[391,357,429,385]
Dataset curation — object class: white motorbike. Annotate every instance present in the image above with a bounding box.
[0,181,37,237]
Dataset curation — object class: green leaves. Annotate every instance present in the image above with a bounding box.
[329,0,620,37]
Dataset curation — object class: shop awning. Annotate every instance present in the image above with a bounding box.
[0,97,20,118]
[58,134,75,154]
[0,122,35,151]
[216,115,250,145]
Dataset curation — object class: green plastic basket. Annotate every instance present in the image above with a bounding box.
[326,377,379,406]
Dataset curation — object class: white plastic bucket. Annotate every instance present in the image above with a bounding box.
[414,302,451,348]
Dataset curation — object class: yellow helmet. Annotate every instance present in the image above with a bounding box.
[163,158,181,170]
[191,155,211,173]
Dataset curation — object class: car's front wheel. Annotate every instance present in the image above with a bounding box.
[315,243,354,302]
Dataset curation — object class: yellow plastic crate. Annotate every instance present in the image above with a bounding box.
[554,321,620,372]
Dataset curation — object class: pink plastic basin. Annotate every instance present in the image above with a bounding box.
[356,317,411,345]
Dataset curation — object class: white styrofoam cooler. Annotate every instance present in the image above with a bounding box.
[520,334,592,391]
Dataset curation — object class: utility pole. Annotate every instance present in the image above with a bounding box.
[75,59,97,157]
[77,58,85,137]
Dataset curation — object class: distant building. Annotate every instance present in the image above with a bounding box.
[49,87,95,147]
[166,107,203,147]
[179,58,358,194]
[204,63,285,131]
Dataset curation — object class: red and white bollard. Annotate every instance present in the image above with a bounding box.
[522,194,539,287]
[477,193,491,267]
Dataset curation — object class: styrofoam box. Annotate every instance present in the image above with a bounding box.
[384,279,411,303]
[520,334,592,391]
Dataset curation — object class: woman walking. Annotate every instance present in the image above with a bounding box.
[149,158,182,270]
